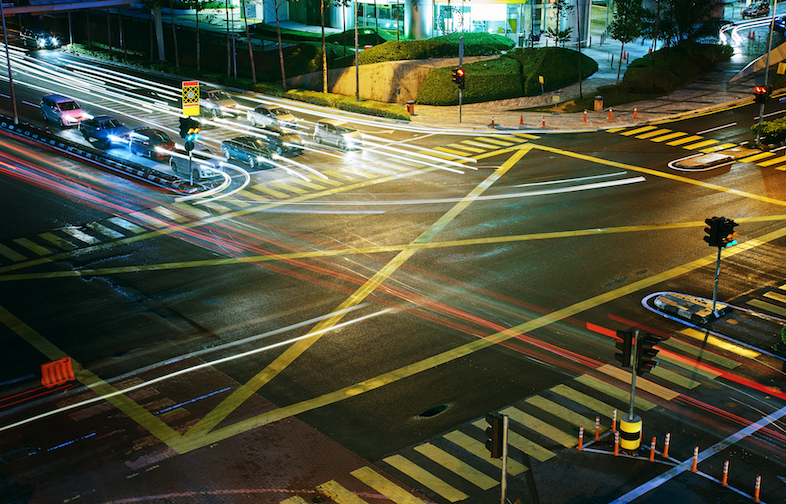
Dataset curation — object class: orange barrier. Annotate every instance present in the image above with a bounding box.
[648,437,656,462]
[612,409,617,432]
[690,447,698,472]
[594,416,600,441]
[41,356,75,388]
[490,117,496,129]
[578,426,584,451]
[663,433,670,458]
[613,431,620,456]
[583,110,588,122]
[541,116,546,128]
[633,107,638,119]
[721,460,729,487]
[754,475,761,503]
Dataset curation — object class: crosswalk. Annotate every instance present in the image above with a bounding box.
[377,325,745,503]
[745,282,786,319]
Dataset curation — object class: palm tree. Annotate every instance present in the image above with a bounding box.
[240,0,256,83]
[321,0,327,93]
[168,0,180,66]
[271,0,288,90]
[190,0,206,70]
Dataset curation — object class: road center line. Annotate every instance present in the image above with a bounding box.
[696,122,737,135]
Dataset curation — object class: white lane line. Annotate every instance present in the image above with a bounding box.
[756,109,786,120]
[609,404,786,504]
[697,122,737,135]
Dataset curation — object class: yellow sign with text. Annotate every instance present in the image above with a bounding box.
[182,80,200,117]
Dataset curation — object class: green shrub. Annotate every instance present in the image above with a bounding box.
[356,32,512,65]
[417,57,522,106]
[504,47,598,96]
[622,44,733,94]
[431,32,516,53]
[751,116,786,144]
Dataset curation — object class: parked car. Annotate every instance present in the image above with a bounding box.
[79,116,130,149]
[40,94,88,127]
[169,144,224,181]
[247,105,298,130]
[221,136,274,169]
[259,131,304,155]
[742,1,769,18]
[199,89,239,118]
[313,119,362,151]
[20,28,60,49]
[128,127,175,161]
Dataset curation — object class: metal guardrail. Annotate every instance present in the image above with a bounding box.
[0,114,201,194]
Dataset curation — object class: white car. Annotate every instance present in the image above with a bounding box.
[199,89,239,118]
[40,94,88,127]
[313,119,362,151]
[169,144,224,181]
[247,105,298,130]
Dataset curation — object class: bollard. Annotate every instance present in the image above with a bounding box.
[578,426,584,451]
[490,117,496,129]
[663,433,670,458]
[584,109,588,122]
[541,116,546,128]
[690,447,698,472]
[608,108,613,120]
[754,475,761,503]
[612,409,617,432]
[520,114,524,125]
[721,460,729,487]
[613,431,620,456]
[648,437,656,462]
[633,107,638,119]
[619,414,642,451]
[595,416,600,441]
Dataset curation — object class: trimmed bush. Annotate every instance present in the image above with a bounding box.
[504,47,598,96]
[751,116,786,144]
[417,58,522,106]
[621,44,733,94]
[355,32,513,66]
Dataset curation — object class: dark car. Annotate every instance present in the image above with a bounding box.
[170,144,224,181]
[128,127,175,161]
[79,116,130,149]
[259,131,304,156]
[20,28,60,49]
[742,1,769,18]
[221,136,274,169]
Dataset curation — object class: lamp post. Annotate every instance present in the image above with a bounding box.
[0,0,18,124]
[756,0,778,147]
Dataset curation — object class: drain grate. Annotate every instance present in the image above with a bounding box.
[417,404,449,419]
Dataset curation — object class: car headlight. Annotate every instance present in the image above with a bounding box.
[50,37,58,46]
[37,38,46,48]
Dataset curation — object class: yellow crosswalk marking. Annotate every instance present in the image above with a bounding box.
[434,146,474,156]
[419,150,457,160]
[526,396,596,430]
[461,140,497,149]
[596,364,679,400]
[666,135,703,146]
[657,354,721,379]
[316,480,367,504]
[574,375,656,410]
[323,170,356,181]
[413,443,497,490]
[738,152,777,163]
[680,328,760,359]
[682,139,719,150]
[775,165,786,171]
[747,298,786,318]
[38,232,77,250]
[443,431,527,475]
[201,202,232,213]
[251,184,289,198]
[87,222,125,239]
[470,419,555,462]
[635,128,672,139]
[303,174,342,186]
[606,128,627,133]
[350,466,427,504]
[701,143,737,153]
[764,290,786,304]
[512,133,540,139]
[285,178,327,190]
[620,126,657,136]
[650,367,701,389]
[755,156,785,167]
[62,227,101,244]
[238,189,270,202]
[550,384,617,421]
[12,238,50,256]
[129,211,167,228]
[270,181,308,194]
[480,137,515,146]
[0,243,25,261]
[173,202,211,218]
[659,337,739,369]
[152,206,189,223]
[108,217,146,234]
[650,132,687,142]
[500,406,577,448]
[221,197,252,208]
[384,454,469,502]
[280,496,310,504]
[449,143,485,153]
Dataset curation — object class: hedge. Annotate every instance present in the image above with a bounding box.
[621,44,733,94]
[355,33,514,66]
[504,47,599,96]
[751,116,786,144]
[417,58,522,106]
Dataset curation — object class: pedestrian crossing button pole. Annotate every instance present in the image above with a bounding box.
[484,412,508,504]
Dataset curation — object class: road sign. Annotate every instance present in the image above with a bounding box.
[182,80,200,117]
[552,95,561,103]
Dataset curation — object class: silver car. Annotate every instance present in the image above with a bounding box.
[199,89,239,118]
[40,94,87,127]
[313,119,362,151]
[247,105,298,130]
[169,144,224,181]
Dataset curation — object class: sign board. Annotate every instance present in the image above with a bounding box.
[552,95,561,103]
[182,80,200,117]
[778,62,786,75]
[538,75,544,84]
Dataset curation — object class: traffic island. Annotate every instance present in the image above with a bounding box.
[670,146,764,170]
[653,292,729,324]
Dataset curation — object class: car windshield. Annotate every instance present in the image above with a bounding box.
[100,119,123,129]
[151,132,170,143]
[58,101,80,111]
[336,125,356,133]
[210,91,230,100]
[271,108,290,116]
[252,139,267,149]
[193,147,215,159]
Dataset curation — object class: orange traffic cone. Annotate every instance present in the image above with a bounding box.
[520,114,524,125]
[633,107,638,119]
[608,108,613,120]
[541,116,546,128]
[490,117,495,129]
[583,109,588,122]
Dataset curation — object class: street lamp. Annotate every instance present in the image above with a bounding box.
[0,0,19,124]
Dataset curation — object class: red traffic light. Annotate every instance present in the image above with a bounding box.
[754,85,767,94]
[456,68,465,77]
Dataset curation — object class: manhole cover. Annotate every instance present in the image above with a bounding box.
[418,404,449,419]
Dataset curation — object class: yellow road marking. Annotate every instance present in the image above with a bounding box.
[480,137,515,146]
[550,384,617,420]
[596,364,680,400]
[383,454,469,501]
[461,140,497,149]
[682,139,719,150]
[512,133,540,139]
[657,354,721,379]
[237,189,269,202]
[270,181,308,194]
[747,298,786,318]
[757,156,786,167]
[471,419,555,462]
[220,197,251,208]
[7,240,39,258]
[201,201,231,213]
[316,480,367,504]
[280,496,310,504]
[172,203,211,218]
[322,170,356,181]
[500,406,577,447]
[448,143,484,153]
[350,466,427,504]
[443,431,526,475]
[680,328,761,358]
[738,152,777,163]
[649,132,687,142]
[701,143,737,153]
[659,337,739,369]
[250,184,289,198]
[285,178,326,190]
[650,366,701,389]
[435,146,475,156]
[86,223,124,240]
[526,396,596,430]
[151,206,189,223]
[764,290,786,304]
[573,374,656,410]
[620,126,657,136]
[413,443,497,489]
[106,217,145,234]
[635,129,672,139]
[606,128,627,133]
[38,232,76,251]
[666,135,703,146]
[62,227,101,244]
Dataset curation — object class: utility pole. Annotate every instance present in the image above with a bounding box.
[0,0,18,124]
[756,0,778,147]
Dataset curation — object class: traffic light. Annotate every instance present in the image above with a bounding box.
[704,216,721,247]
[719,218,738,248]
[456,67,465,90]
[179,116,190,139]
[178,116,199,140]
[484,412,504,459]
[755,85,770,104]
[614,329,633,368]
[451,67,459,85]
[635,333,668,375]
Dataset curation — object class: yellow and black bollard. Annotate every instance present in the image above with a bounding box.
[619,413,642,451]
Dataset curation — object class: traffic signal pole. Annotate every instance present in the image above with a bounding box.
[501,415,508,504]
[756,0,778,147]
[711,245,722,316]
[628,329,639,420]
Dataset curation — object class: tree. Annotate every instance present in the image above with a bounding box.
[334,0,351,57]
[321,0,327,93]
[662,0,725,46]
[189,0,208,70]
[609,0,643,84]
[240,0,257,83]
[271,0,289,91]
[169,0,180,66]
[545,0,573,47]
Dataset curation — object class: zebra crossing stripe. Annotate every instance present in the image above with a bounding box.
[251,184,289,198]
[596,364,679,400]
[173,203,211,218]
[573,375,656,410]
[87,222,124,239]
[383,453,470,502]
[620,126,657,136]
[108,217,146,234]
[436,146,475,156]
[649,132,687,142]
[284,178,327,190]
[525,396,596,431]
[764,290,786,304]
[679,328,760,358]
[606,128,627,133]
[38,232,77,251]
[12,238,50,256]
[316,480,367,504]
[461,140,498,149]
[270,181,308,194]
[746,298,786,318]
[511,133,540,139]
[411,442,496,489]
[201,201,232,213]
[323,170,356,181]
[659,337,739,369]
[279,496,310,504]
[757,156,786,167]
[737,152,777,163]
[635,128,672,139]
[443,431,527,475]
[666,135,703,146]
[61,227,101,244]
[350,466,428,504]
[550,384,617,422]
[480,137,515,146]
[128,212,167,228]
[238,189,270,202]
[151,206,189,223]
[470,419,555,462]
[682,139,719,150]
[448,143,485,153]
[499,406,577,448]
[220,197,252,208]
[650,366,701,389]
[656,354,721,379]
[0,243,26,262]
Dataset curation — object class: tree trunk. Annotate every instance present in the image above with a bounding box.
[240,0,256,83]
[119,9,125,58]
[169,0,179,67]
[321,0,327,93]
[86,10,92,50]
[617,42,624,84]
[276,5,286,91]
[195,6,201,71]
[226,1,231,77]
[149,11,154,63]
[106,9,111,49]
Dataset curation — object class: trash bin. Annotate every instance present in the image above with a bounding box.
[407,100,415,115]
[594,95,604,112]
[518,33,524,48]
